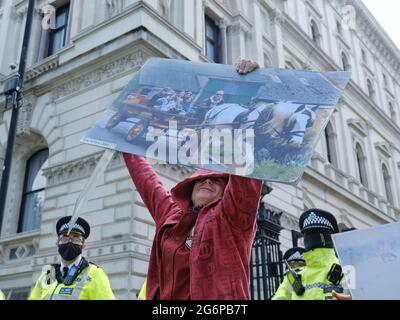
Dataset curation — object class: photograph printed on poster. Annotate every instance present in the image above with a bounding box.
[82,58,351,183]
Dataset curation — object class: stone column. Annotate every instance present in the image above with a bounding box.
[0,0,15,74]
[69,0,82,38]
[388,145,400,208]
[365,121,379,194]
[251,0,264,65]
[27,8,43,65]
[228,23,247,63]
[271,9,285,68]
[338,102,354,176]
[80,0,96,30]
[183,0,195,38]
[65,0,75,43]
[217,19,227,64]
[196,0,206,50]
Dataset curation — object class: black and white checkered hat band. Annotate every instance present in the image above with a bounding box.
[288,252,304,262]
[59,223,85,235]
[303,212,334,231]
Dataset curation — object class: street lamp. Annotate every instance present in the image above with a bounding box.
[0,0,36,234]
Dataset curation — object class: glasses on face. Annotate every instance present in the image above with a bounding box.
[58,234,84,244]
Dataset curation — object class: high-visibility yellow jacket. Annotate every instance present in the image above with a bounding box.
[272,248,344,300]
[0,290,5,300]
[28,263,115,300]
[138,280,147,300]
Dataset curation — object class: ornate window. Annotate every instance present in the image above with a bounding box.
[325,122,337,167]
[18,149,49,233]
[383,73,388,87]
[285,61,296,70]
[310,20,321,45]
[382,164,393,205]
[38,2,71,59]
[336,20,343,35]
[367,79,375,101]
[389,102,396,123]
[355,143,368,188]
[47,3,70,56]
[205,15,221,63]
[341,52,350,71]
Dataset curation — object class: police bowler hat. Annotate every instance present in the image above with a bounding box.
[299,208,339,234]
[56,216,90,239]
[283,247,306,264]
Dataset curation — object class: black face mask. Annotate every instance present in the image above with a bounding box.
[58,243,82,261]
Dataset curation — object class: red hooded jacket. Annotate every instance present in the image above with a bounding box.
[123,153,263,300]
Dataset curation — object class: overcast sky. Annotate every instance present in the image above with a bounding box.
[362,0,400,50]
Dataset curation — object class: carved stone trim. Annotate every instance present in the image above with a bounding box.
[16,95,36,136]
[106,0,125,18]
[25,56,59,81]
[348,0,400,75]
[271,9,284,26]
[279,210,300,231]
[375,142,392,158]
[42,150,192,186]
[347,118,368,138]
[51,50,148,101]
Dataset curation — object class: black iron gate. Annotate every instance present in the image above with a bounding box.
[250,185,285,300]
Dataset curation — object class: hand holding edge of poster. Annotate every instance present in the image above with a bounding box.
[81,58,351,184]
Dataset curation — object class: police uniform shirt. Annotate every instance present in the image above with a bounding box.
[60,255,82,280]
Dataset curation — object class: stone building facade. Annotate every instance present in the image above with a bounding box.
[0,0,399,299]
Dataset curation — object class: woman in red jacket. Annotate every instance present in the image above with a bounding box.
[124,59,262,300]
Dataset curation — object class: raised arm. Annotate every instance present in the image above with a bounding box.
[221,175,263,232]
[123,153,179,227]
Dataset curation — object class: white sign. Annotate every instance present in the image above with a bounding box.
[333,222,400,300]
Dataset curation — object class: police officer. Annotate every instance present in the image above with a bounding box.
[274,209,345,300]
[137,280,147,300]
[272,247,306,300]
[28,216,115,300]
[0,289,5,300]
[283,247,307,271]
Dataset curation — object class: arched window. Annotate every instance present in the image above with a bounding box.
[367,79,375,100]
[382,164,393,205]
[355,143,368,188]
[389,102,396,122]
[264,54,271,67]
[285,61,296,70]
[325,122,337,166]
[341,52,350,71]
[18,149,49,233]
[383,73,388,87]
[310,20,321,45]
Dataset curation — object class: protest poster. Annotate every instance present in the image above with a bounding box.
[332,222,400,300]
[82,58,350,183]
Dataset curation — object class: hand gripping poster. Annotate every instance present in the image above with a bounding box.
[82,58,351,183]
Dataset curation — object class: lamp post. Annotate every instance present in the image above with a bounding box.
[0,0,36,234]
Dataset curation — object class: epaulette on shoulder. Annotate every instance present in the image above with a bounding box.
[89,261,99,268]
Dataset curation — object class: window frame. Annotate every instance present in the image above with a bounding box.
[46,3,70,57]
[324,122,337,167]
[355,143,369,188]
[341,52,350,71]
[204,15,221,63]
[382,163,393,205]
[310,19,321,45]
[17,149,49,233]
